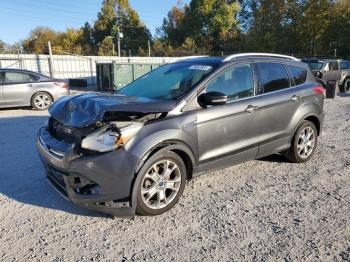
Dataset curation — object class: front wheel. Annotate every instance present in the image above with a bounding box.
[136,151,186,216]
[31,92,53,110]
[284,121,318,163]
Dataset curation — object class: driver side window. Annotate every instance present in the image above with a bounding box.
[205,64,254,101]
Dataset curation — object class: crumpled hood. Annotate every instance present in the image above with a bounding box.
[49,93,177,127]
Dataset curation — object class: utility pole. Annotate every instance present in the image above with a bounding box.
[117,28,121,57]
[48,41,54,78]
[148,40,151,58]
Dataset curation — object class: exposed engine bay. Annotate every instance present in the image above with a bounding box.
[48,111,166,155]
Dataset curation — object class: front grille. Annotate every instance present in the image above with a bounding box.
[48,118,97,144]
[48,118,77,143]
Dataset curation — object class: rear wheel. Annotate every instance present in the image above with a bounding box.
[284,121,318,163]
[136,151,186,216]
[31,92,53,110]
[341,78,350,93]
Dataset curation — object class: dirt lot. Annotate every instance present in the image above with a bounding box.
[0,96,349,261]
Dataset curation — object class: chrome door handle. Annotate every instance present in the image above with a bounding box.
[28,84,34,87]
[245,105,258,113]
[291,95,300,102]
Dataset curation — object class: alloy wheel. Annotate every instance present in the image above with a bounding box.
[141,159,182,209]
[34,94,51,109]
[297,126,315,159]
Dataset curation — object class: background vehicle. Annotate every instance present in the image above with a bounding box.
[0,69,69,110]
[302,58,350,95]
[37,53,324,216]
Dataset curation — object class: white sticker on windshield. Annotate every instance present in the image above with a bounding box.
[188,65,212,71]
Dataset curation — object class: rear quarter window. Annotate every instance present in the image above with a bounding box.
[288,66,307,86]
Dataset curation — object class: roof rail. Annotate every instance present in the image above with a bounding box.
[171,55,209,63]
[223,53,299,62]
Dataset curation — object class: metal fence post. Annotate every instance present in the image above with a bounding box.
[89,58,94,87]
[48,41,55,78]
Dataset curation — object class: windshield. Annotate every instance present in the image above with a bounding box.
[117,62,215,100]
[304,61,324,70]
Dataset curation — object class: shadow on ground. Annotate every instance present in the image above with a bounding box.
[0,115,105,217]
[257,154,289,163]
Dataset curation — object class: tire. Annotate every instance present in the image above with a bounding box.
[284,121,318,163]
[31,92,53,110]
[341,78,350,93]
[136,151,187,216]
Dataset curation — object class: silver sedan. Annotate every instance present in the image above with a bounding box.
[0,69,69,110]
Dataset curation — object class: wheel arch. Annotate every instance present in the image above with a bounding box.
[290,113,322,145]
[134,140,196,180]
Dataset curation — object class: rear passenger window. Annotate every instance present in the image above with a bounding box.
[257,63,290,93]
[288,66,307,86]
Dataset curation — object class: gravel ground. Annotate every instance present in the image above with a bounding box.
[0,96,349,262]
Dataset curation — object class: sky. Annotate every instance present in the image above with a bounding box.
[0,0,190,44]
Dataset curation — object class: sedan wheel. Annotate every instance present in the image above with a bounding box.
[136,151,186,216]
[32,92,52,110]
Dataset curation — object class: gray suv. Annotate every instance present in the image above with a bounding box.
[36,53,324,216]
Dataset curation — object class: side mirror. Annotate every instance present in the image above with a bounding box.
[198,91,227,107]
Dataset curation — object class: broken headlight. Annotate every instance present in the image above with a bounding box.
[81,122,143,152]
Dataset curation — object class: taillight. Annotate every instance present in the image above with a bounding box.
[313,86,325,96]
[55,82,68,89]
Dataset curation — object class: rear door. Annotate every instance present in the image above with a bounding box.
[196,63,261,167]
[2,71,39,107]
[254,62,307,158]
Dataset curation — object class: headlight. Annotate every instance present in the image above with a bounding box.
[81,122,143,152]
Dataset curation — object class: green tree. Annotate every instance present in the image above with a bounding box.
[93,0,151,56]
[299,0,332,56]
[22,27,61,54]
[159,0,241,53]
[159,3,187,47]
[0,40,5,53]
[98,37,115,55]
[152,39,174,56]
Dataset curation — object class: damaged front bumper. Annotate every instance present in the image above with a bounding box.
[36,127,139,216]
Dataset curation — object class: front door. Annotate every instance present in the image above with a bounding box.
[195,64,261,170]
[322,61,341,83]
